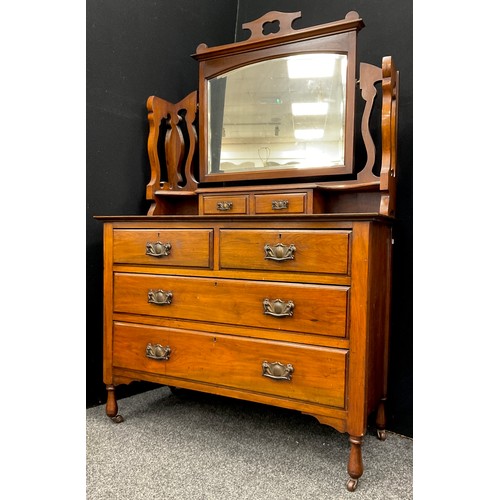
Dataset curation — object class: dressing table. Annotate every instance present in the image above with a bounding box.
[96,10,399,492]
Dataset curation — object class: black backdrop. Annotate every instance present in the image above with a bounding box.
[87,0,412,437]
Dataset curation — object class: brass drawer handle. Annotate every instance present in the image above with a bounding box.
[264,243,296,261]
[272,199,289,210]
[262,361,294,381]
[145,343,171,361]
[263,298,294,317]
[146,241,172,258]
[148,289,173,305]
[217,201,233,211]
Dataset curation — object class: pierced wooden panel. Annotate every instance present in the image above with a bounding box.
[146,92,198,198]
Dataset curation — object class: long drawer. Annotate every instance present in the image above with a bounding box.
[113,229,213,268]
[114,273,348,337]
[219,229,350,275]
[113,322,347,408]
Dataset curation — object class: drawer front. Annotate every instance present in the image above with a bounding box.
[113,229,212,268]
[113,322,347,408]
[114,273,348,337]
[219,229,350,275]
[201,195,248,214]
[255,192,307,214]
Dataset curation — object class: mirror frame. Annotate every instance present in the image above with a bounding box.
[194,11,365,184]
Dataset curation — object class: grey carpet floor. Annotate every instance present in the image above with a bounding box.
[86,387,412,499]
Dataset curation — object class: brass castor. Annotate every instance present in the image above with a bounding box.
[346,478,358,492]
[377,429,387,441]
[109,414,124,423]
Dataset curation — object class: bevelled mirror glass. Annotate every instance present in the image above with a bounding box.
[208,53,347,176]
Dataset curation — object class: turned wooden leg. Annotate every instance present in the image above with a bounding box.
[346,435,363,492]
[105,384,124,423]
[376,398,387,441]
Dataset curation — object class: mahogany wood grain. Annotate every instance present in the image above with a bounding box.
[346,221,371,437]
[113,229,213,268]
[218,229,350,275]
[102,223,114,385]
[254,192,307,214]
[379,57,399,217]
[200,195,249,215]
[113,322,348,408]
[113,272,349,337]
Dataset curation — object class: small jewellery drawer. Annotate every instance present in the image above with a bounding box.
[114,273,348,337]
[254,192,307,214]
[113,322,347,408]
[113,229,213,268]
[200,195,248,215]
[219,229,350,275]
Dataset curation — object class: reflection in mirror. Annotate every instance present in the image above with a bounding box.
[208,53,347,175]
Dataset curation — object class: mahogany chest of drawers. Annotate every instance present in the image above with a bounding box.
[98,214,393,491]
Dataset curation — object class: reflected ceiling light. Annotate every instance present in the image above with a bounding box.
[294,129,324,140]
[287,55,335,79]
[291,102,329,116]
